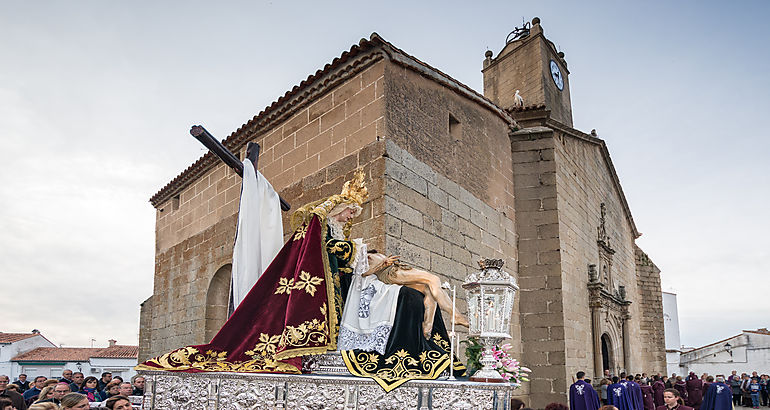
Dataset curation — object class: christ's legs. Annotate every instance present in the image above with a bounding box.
[398,270,469,328]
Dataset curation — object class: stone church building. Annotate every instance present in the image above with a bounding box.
[138,18,666,406]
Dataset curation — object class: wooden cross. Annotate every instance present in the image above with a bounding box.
[190,125,290,211]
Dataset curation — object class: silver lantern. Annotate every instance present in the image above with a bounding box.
[462,258,518,381]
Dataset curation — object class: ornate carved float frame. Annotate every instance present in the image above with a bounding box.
[138,370,518,409]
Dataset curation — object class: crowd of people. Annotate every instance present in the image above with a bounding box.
[504,369,768,410]
[0,371,144,410]
[556,370,769,410]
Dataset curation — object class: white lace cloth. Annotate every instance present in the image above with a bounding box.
[337,240,402,354]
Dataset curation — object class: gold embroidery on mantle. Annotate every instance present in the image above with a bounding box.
[275,277,295,295]
[293,270,323,296]
[293,224,308,241]
[134,345,298,374]
[341,348,450,392]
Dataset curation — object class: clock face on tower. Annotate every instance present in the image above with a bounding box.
[550,60,564,91]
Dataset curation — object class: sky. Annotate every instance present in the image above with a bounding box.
[1,1,768,351]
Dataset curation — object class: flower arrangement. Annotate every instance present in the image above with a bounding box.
[491,343,530,383]
[462,337,531,384]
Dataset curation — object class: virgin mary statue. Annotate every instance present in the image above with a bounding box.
[137,171,464,391]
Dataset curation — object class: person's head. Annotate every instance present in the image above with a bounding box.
[53,382,71,399]
[36,385,56,402]
[61,369,73,380]
[18,373,27,382]
[28,402,61,410]
[706,376,714,382]
[329,202,362,225]
[675,376,682,382]
[626,375,634,381]
[0,397,14,410]
[576,371,586,380]
[118,382,133,397]
[752,371,758,376]
[612,376,619,384]
[83,376,98,389]
[544,403,568,410]
[0,375,8,391]
[662,376,668,382]
[101,372,112,382]
[105,395,132,410]
[4,384,19,393]
[113,376,123,383]
[366,250,388,266]
[131,375,145,390]
[664,388,683,406]
[33,375,47,389]
[731,370,737,375]
[604,369,611,376]
[60,392,89,410]
[105,380,121,396]
[654,375,661,382]
[72,372,84,385]
[600,378,611,385]
[510,398,525,410]
[43,379,59,388]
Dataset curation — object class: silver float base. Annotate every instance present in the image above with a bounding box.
[138,370,518,409]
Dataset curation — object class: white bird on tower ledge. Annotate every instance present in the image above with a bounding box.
[513,90,524,108]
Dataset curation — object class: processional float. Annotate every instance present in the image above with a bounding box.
[136,125,524,409]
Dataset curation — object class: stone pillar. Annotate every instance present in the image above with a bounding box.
[622,314,632,373]
[591,306,602,379]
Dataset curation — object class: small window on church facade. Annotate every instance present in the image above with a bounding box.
[172,194,180,211]
[449,113,461,140]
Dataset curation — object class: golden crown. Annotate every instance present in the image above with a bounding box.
[340,169,368,205]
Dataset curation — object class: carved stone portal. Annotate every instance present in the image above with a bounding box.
[589,203,631,378]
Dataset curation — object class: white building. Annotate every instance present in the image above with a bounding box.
[679,329,770,376]
[10,340,139,381]
[0,331,57,379]
[662,291,681,376]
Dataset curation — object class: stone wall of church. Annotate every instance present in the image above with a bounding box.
[551,130,643,375]
[511,129,567,407]
[383,62,524,394]
[634,246,667,373]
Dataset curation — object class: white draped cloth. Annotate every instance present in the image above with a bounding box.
[338,240,402,354]
[231,160,283,310]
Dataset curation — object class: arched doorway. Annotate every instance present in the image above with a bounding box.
[601,333,613,374]
[204,264,232,342]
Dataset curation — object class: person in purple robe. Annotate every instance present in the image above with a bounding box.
[570,371,601,410]
[653,376,667,408]
[609,377,636,410]
[686,372,704,410]
[621,376,644,410]
[702,376,714,398]
[674,377,689,404]
[700,376,733,410]
[641,381,656,410]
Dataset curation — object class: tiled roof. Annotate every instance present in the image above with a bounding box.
[0,332,38,343]
[11,345,138,362]
[13,347,100,362]
[744,328,770,335]
[91,345,138,358]
[149,32,517,207]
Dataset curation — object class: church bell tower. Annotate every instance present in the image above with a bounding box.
[482,17,573,127]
